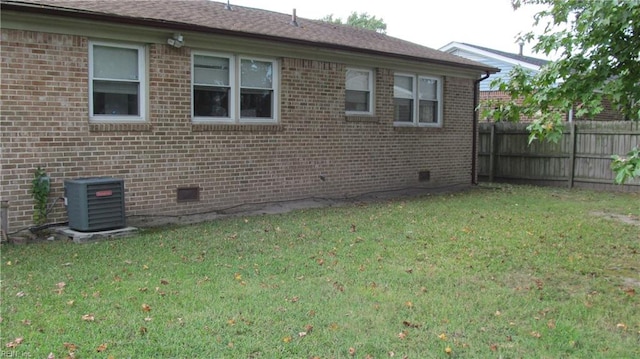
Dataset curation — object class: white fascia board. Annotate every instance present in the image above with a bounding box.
[439,42,542,72]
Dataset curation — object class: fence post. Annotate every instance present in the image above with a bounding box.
[489,122,496,182]
[567,122,577,188]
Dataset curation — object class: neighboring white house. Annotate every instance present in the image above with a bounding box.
[440,42,625,121]
[439,42,548,91]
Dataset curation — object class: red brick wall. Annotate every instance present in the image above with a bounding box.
[479,91,625,122]
[1,29,476,231]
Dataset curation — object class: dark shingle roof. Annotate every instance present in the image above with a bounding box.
[1,0,496,73]
[461,43,549,67]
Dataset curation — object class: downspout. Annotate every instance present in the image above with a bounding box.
[472,71,491,185]
[1,201,8,242]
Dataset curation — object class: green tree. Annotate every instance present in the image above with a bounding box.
[321,12,387,34]
[484,0,640,183]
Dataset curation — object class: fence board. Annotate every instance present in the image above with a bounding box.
[478,121,640,191]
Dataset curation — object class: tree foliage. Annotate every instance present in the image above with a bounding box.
[321,12,387,34]
[31,166,50,225]
[611,146,640,184]
[484,0,640,182]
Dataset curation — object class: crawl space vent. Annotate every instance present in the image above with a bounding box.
[418,170,431,182]
[177,187,200,202]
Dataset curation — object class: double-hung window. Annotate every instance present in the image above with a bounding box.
[345,68,374,114]
[192,53,278,123]
[240,58,276,120]
[89,42,146,121]
[393,74,442,126]
[193,54,233,120]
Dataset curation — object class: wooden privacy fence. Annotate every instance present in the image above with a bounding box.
[478,121,640,191]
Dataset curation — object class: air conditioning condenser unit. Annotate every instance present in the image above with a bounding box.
[64,177,126,232]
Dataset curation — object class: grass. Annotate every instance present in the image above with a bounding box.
[1,184,639,358]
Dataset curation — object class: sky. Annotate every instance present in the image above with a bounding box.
[227,0,550,59]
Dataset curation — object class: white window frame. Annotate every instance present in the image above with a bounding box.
[238,56,279,124]
[345,68,374,115]
[191,51,235,123]
[89,41,146,122]
[192,54,278,124]
[393,73,443,127]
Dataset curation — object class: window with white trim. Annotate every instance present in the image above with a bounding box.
[345,68,374,114]
[240,58,276,120]
[393,74,442,126]
[192,53,278,123]
[89,42,146,121]
[193,54,233,120]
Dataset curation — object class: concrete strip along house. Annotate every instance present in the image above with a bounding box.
[0,0,497,234]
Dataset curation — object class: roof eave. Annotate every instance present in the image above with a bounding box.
[1,1,498,74]
[440,42,543,71]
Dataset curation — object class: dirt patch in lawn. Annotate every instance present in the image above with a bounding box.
[592,211,640,289]
[590,211,640,227]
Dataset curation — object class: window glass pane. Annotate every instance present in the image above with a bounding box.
[394,75,413,99]
[346,70,370,91]
[93,80,139,115]
[419,100,438,123]
[93,45,138,80]
[419,78,438,100]
[93,80,138,94]
[394,98,413,122]
[194,55,229,86]
[241,59,273,88]
[240,89,272,118]
[345,90,369,112]
[194,86,230,117]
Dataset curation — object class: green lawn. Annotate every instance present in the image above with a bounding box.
[1,184,639,358]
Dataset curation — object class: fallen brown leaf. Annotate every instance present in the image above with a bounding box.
[404,301,413,308]
[63,342,78,351]
[402,320,421,328]
[5,337,24,348]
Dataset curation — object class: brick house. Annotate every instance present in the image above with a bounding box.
[440,42,625,122]
[0,0,496,233]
